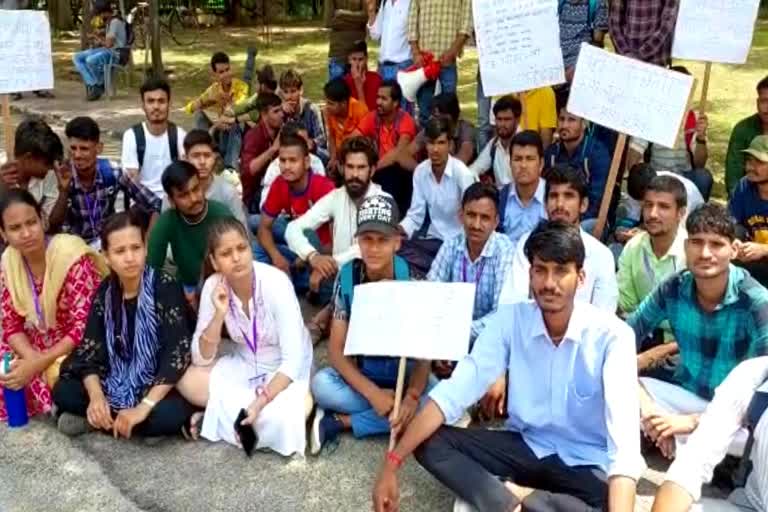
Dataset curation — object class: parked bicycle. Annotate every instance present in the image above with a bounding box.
[128,0,202,49]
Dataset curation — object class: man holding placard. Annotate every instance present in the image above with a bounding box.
[310,195,432,455]
[372,220,643,512]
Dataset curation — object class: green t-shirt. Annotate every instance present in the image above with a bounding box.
[147,200,234,287]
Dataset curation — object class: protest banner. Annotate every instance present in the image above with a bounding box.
[0,10,55,156]
[568,43,695,239]
[672,0,760,116]
[472,0,564,97]
[345,281,475,448]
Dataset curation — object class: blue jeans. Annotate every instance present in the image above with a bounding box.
[251,215,331,300]
[194,111,242,169]
[379,59,415,114]
[311,363,436,438]
[684,167,714,202]
[476,68,493,151]
[416,64,458,127]
[328,57,346,81]
[73,48,113,86]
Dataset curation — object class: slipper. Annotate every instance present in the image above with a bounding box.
[34,90,55,99]
[181,411,204,441]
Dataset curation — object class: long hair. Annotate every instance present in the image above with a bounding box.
[200,217,251,282]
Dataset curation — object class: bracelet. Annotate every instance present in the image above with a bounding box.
[141,397,157,409]
[406,388,420,402]
[386,450,403,469]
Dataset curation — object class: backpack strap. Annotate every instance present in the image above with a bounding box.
[132,123,146,169]
[167,122,179,162]
[496,183,511,233]
[340,256,410,314]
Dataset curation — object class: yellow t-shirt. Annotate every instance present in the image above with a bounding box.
[184,78,250,116]
[490,86,557,133]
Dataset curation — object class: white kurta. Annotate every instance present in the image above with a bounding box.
[192,262,313,456]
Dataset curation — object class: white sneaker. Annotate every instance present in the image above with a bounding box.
[453,498,478,512]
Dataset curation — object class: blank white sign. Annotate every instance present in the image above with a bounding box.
[568,44,694,148]
[344,281,475,361]
[473,0,564,96]
[672,0,760,64]
[0,10,54,94]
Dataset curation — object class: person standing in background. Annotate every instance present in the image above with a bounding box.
[325,0,368,81]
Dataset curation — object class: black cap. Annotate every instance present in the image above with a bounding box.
[356,195,400,236]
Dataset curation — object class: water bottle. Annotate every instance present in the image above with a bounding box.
[1,353,29,428]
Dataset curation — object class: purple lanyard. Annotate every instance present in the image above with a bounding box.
[22,257,46,331]
[228,273,258,355]
[462,256,486,285]
[71,163,100,234]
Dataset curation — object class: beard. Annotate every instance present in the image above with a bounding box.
[345,178,368,199]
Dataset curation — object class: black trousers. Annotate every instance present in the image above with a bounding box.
[372,164,413,219]
[414,427,608,512]
[53,377,196,437]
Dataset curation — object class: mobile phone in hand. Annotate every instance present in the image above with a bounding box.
[234,408,258,457]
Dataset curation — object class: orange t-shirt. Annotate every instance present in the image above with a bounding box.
[327,98,368,150]
[357,110,417,156]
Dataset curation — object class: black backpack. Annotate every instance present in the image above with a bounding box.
[131,122,179,169]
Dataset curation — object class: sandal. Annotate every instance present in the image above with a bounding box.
[181,411,204,441]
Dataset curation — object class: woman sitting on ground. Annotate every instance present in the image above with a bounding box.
[53,211,197,438]
[0,189,106,422]
[178,217,312,455]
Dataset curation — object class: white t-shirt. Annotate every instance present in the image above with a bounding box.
[121,122,186,198]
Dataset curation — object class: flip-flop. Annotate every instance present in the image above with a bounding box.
[181,411,204,441]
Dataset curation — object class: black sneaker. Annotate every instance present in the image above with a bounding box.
[310,408,344,455]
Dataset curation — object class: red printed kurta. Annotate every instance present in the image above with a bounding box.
[0,257,101,421]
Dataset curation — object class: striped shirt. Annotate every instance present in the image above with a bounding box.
[407,0,473,56]
[627,266,768,400]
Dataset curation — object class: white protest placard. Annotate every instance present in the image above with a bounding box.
[344,281,475,361]
[568,44,694,148]
[473,0,564,97]
[672,0,760,64]
[0,10,55,94]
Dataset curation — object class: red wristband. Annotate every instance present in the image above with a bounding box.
[406,389,420,402]
[386,451,403,469]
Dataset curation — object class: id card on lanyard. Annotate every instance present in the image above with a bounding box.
[23,256,49,345]
[462,256,486,286]
[228,273,266,387]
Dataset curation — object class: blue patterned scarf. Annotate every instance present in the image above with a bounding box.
[103,267,159,410]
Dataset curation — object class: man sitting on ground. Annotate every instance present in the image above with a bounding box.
[545,106,611,225]
[730,135,768,287]
[324,78,369,176]
[372,220,643,512]
[147,161,235,307]
[725,75,768,198]
[344,39,383,112]
[160,129,247,227]
[627,66,713,201]
[256,133,335,296]
[651,357,768,512]
[239,92,284,215]
[286,137,390,342]
[72,3,128,101]
[398,117,477,275]
[470,96,521,187]
[499,164,618,312]
[184,52,249,170]
[0,118,63,229]
[310,195,432,454]
[49,116,160,248]
[628,204,768,460]
[121,77,186,202]
[412,93,477,165]
[497,130,547,246]
[354,80,418,216]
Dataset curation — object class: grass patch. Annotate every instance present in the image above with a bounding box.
[52,17,768,200]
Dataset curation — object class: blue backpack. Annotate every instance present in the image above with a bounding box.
[339,255,410,314]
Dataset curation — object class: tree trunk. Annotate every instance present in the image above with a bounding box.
[150,0,164,76]
[80,0,93,50]
[49,0,75,31]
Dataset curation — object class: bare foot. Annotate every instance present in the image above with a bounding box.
[183,411,205,441]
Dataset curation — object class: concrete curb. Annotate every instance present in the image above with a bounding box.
[9,102,127,141]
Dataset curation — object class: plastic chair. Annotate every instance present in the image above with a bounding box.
[104,49,133,100]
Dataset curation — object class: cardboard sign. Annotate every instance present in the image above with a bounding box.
[344,281,475,361]
[0,10,54,94]
[672,0,760,64]
[568,44,694,148]
[473,0,564,96]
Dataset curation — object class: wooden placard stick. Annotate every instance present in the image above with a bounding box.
[699,62,712,117]
[520,91,529,130]
[591,133,627,241]
[388,356,408,451]
[2,94,13,160]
